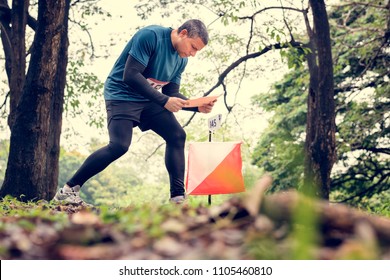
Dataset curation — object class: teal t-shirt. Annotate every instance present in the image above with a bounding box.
[104,25,188,101]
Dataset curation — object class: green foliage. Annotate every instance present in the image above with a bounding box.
[251,1,389,206]
[329,0,388,82]
[246,236,287,259]
[98,204,175,237]
[251,68,307,192]
[267,26,287,45]
[328,1,389,205]
[290,183,319,259]
[79,3,112,19]
[366,193,390,217]
[0,196,68,224]
[65,60,105,129]
[280,46,311,70]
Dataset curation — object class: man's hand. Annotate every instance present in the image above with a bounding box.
[164,97,189,112]
[198,100,216,113]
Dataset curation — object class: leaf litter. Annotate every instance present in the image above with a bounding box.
[1,176,390,260]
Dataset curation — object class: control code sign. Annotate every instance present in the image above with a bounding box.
[208,114,222,132]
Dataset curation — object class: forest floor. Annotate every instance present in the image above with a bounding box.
[1,177,390,260]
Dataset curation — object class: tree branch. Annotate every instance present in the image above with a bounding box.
[357,147,390,156]
[246,18,254,55]
[68,18,96,58]
[0,91,10,111]
[70,0,99,7]
[279,0,295,42]
[238,6,307,20]
[202,41,306,98]
[336,172,390,203]
[182,40,306,129]
[27,13,37,31]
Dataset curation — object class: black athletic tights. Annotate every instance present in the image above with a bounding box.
[67,113,186,198]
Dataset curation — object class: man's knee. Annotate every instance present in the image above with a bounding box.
[108,141,129,157]
[176,128,187,143]
[168,128,186,145]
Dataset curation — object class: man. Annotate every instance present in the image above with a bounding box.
[54,19,214,206]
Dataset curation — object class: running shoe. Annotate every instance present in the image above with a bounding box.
[53,184,92,207]
[169,195,187,205]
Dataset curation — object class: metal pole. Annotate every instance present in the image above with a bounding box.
[208,130,212,205]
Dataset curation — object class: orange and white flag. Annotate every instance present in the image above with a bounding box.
[185,142,245,195]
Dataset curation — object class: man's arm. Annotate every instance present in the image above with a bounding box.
[123,56,188,112]
[123,55,169,106]
[163,83,216,113]
[162,83,199,112]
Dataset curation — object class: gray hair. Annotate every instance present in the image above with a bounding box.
[178,19,209,45]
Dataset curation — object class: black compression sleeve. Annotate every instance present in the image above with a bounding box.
[162,83,199,112]
[123,56,169,106]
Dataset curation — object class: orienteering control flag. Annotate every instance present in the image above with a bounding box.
[185,141,245,195]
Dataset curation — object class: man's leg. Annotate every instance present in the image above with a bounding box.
[147,112,186,198]
[67,118,134,187]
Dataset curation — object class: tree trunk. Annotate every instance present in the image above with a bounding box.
[303,0,336,199]
[0,0,28,128]
[1,0,70,201]
[0,0,13,85]
[8,0,28,128]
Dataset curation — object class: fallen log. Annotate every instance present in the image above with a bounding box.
[212,174,390,258]
[260,190,390,244]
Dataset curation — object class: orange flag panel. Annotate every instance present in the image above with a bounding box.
[186,142,245,195]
